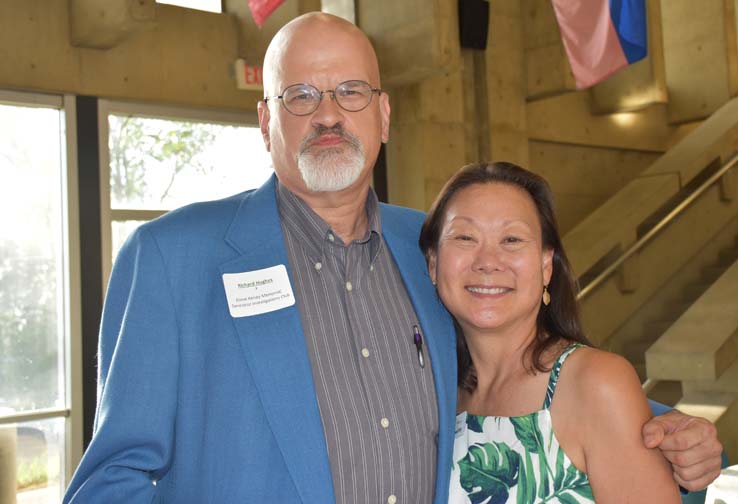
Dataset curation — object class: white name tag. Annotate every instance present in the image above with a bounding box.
[222,265,295,317]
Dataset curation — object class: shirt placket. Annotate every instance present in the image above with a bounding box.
[348,238,402,503]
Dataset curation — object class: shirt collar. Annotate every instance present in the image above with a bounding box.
[276,181,383,262]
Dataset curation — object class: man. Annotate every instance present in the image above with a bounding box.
[64,12,722,503]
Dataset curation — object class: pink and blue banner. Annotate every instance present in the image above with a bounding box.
[551,0,648,89]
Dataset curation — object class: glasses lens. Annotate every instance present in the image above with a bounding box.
[281,84,320,115]
[335,81,373,111]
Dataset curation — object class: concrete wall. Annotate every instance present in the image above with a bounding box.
[384,0,529,211]
[0,0,316,111]
[387,69,468,210]
[662,0,738,123]
[529,141,659,233]
[380,0,736,230]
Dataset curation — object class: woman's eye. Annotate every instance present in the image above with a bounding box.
[503,236,522,244]
[455,234,474,241]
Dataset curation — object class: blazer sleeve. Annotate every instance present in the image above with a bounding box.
[648,399,672,417]
[64,227,179,503]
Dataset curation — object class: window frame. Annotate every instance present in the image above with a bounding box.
[155,0,223,13]
[0,88,84,487]
[97,99,261,293]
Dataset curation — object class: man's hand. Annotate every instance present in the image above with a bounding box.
[642,410,723,491]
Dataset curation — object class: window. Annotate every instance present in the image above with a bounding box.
[0,95,268,503]
[0,90,82,504]
[155,0,222,13]
[322,0,356,23]
[98,101,272,282]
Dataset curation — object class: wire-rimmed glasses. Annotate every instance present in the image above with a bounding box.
[263,80,382,116]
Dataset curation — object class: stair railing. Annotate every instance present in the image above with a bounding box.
[576,151,738,302]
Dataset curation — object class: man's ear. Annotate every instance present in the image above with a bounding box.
[257,100,271,152]
[379,92,391,144]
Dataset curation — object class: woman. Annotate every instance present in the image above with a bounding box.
[419,162,680,503]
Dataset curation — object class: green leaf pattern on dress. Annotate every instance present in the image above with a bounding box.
[458,442,520,504]
[468,414,488,434]
[450,345,594,504]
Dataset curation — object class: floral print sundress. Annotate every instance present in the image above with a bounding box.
[449,344,595,504]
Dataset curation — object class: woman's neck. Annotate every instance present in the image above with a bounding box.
[463,323,537,387]
[459,322,561,416]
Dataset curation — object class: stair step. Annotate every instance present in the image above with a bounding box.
[646,260,738,382]
[701,265,725,283]
[717,248,738,265]
[659,301,692,321]
[682,281,713,300]
[643,321,673,341]
[624,340,650,361]
[645,380,683,407]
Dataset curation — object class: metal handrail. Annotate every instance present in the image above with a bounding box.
[577,151,738,301]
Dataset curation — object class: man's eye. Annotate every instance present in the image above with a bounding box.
[455,235,474,241]
[338,89,364,100]
[503,236,523,244]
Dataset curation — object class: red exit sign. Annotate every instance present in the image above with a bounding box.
[235,59,263,90]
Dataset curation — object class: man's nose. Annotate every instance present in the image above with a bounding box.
[310,91,344,128]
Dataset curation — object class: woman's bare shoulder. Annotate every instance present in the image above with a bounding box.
[557,346,647,415]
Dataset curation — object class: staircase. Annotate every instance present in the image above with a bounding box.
[562,108,738,463]
[621,229,738,383]
[645,254,738,464]
[519,0,738,466]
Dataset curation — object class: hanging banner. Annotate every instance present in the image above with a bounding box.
[248,0,285,28]
[551,0,648,89]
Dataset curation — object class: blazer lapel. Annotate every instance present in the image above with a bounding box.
[380,205,457,504]
[220,176,334,503]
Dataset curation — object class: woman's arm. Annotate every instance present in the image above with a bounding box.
[555,349,681,504]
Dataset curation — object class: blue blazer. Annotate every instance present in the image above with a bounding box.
[64,176,458,503]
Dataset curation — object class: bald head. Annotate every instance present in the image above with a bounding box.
[257,12,390,203]
[262,13,381,96]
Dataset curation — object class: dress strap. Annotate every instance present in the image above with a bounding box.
[542,343,586,409]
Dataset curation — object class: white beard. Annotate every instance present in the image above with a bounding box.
[297,140,366,192]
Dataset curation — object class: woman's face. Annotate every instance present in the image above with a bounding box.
[428,182,553,337]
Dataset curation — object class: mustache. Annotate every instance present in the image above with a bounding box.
[300,125,363,153]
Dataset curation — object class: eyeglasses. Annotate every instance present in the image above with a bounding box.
[263,80,382,116]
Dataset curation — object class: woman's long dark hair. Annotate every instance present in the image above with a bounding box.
[419,162,592,392]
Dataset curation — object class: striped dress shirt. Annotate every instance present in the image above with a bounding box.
[277,182,439,504]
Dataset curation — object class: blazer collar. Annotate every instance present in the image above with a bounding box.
[220,174,335,503]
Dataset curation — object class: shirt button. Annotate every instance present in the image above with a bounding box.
[387,495,397,504]
[380,417,390,429]
[345,281,353,291]
[361,348,370,358]
[369,264,374,272]
[327,233,335,242]
[314,262,322,271]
